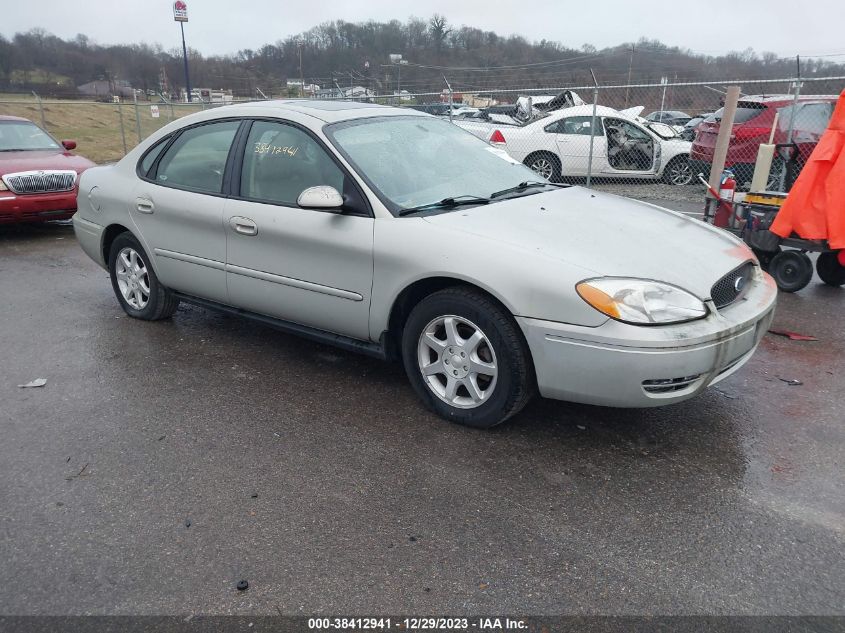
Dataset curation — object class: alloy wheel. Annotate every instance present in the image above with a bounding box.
[115,247,151,309]
[417,315,498,409]
[530,158,554,180]
[668,160,693,185]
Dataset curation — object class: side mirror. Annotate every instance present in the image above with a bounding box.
[61,140,77,150]
[297,185,344,211]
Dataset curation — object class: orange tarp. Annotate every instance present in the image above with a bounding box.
[770,89,845,250]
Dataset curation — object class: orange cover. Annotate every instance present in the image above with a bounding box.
[770,90,845,249]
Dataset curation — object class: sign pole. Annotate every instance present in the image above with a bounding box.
[173,2,191,102]
[180,22,191,102]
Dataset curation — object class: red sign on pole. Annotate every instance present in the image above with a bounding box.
[173,1,188,22]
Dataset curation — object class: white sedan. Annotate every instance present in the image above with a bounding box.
[456,105,695,185]
[73,100,775,428]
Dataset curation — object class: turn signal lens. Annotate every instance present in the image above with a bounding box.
[576,278,708,325]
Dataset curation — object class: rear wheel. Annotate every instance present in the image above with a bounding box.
[768,250,813,293]
[816,251,845,287]
[108,232,180,320]
[401,287,534,428]
[524,152,561,182]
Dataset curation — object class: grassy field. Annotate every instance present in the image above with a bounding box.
[0,95,205,163]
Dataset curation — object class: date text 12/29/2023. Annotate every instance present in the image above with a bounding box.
[307,618,528,630]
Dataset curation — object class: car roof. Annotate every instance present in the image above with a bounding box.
[738,94,840,104]
[232,99,424,123]
[544,105,628,120]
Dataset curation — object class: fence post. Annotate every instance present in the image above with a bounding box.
[32,91,47,130]
[117,102,127,155]
[443,75,453,123]
[132,90,142,144]
[585,71,600,189]
[780,57,802,191]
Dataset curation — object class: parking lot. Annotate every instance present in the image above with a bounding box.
[1,219,843,615]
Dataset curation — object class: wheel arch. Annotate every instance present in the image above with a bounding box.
[384,275,523,361]
[101,223,134,265]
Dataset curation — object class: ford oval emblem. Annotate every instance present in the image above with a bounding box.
[734,276,746,292]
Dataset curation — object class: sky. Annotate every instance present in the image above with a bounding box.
[2,0,844,60]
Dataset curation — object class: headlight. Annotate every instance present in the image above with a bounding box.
[576,278,707,325]
[0,181,7,192]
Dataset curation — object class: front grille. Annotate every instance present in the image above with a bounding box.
[2,170,77,195]
[711,261,754,309]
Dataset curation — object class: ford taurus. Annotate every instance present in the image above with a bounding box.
[73,101,776,428]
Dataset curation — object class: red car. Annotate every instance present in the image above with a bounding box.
[0,115,95,224]
[689,94,838,189]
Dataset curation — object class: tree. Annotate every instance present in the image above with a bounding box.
[429,14,450,52]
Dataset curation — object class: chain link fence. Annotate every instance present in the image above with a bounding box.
[2,76,842,205]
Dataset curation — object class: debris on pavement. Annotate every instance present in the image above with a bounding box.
[236,580,249,591]
[768,329,818,341]
[185,518,192,528]
[777,377,804,386]
[18,378,47,388]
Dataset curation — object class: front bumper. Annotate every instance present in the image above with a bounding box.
[0,190,78,224]
[518,270,777,408]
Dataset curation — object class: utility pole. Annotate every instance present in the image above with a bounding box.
[624,44,634,108]
[173,2,191,102]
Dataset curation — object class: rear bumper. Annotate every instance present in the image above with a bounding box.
[518,270,777,408]
[72,215,107,268]
[0,190,78,224]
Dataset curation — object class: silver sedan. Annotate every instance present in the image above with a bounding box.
[73,101,776,428]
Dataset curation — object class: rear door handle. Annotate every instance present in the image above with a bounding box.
[135,198,154,214]
[229,216,258,236]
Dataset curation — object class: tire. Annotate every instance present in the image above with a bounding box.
[108,232,180,320]
[524,152,561,182]
[401,287,535,429]
[816,251,845,287]
[663,156,694,186]
[768,250,813,293]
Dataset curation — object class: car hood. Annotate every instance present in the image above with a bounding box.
[0,150,96,176]
[422,186,753,300]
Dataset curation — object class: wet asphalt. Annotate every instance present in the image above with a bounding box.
[0,221,843,616]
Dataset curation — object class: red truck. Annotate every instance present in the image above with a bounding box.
[689,94,838,189]
[0,115,95,224]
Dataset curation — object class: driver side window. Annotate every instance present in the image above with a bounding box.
[240,120,344,207]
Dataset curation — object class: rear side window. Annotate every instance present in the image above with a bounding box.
[710,102,767,124]
[154,120,240,193]
[139,136,170,176]
[778,103,834,135]
[547,116,604,136]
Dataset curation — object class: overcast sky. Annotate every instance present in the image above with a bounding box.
[3,0,844,60]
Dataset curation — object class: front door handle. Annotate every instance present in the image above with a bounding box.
[135,198,155,214]
[229,216,258,236]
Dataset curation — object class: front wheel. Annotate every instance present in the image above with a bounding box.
[401,287,535,428]
[108,232,180,320]
[663,156,694,185]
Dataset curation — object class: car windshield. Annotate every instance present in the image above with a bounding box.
[0,121,61,151]
[326,115,546,214]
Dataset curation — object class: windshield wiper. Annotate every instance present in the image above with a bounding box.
[489,181,555,199]
[398,194,491,216]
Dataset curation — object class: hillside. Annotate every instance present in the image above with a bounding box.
[2,17,844,100]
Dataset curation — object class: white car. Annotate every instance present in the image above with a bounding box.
[73,101,775,428]
[455,105,695,185]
